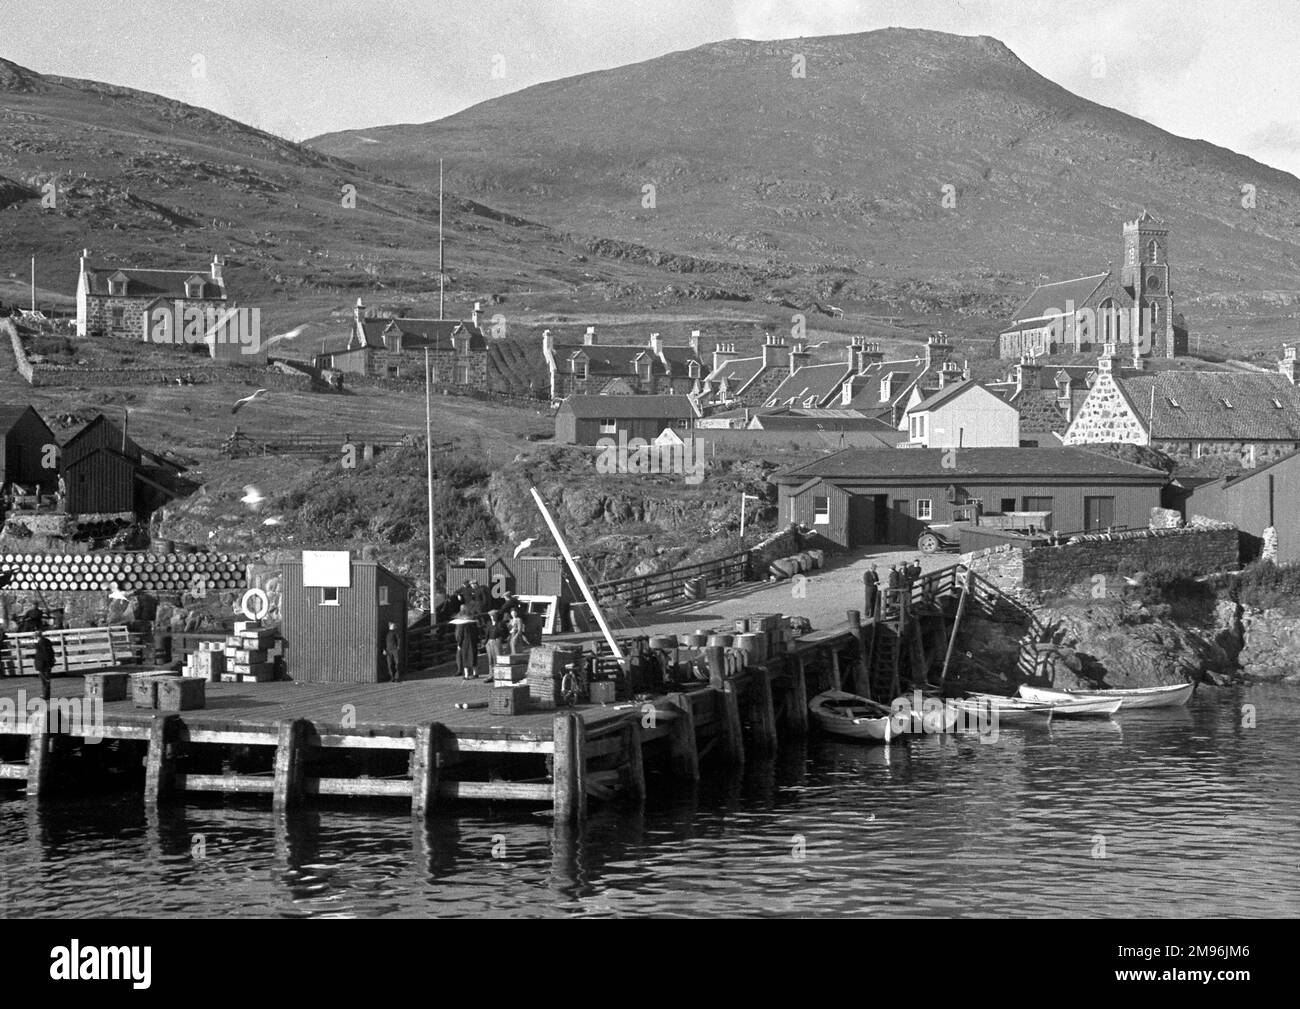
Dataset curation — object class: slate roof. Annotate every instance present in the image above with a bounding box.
[83,265,225,300]
[764,362,853,408]
[1007,273,1109,325]
[1010,388,1070,434]
[773,447,1168,485]
[567,345,664,376]
[1118,372,1300,440]
[844,358,926,411]
[707,355,764,389]
[559,395,698,419]
[909,379,1004,414]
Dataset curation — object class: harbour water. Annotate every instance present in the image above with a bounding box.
[2,683,1296,918]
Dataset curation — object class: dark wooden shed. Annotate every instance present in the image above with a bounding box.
[62,447,137,515]
[278,555,409,683]
[1183,449,1300,564]
[0,405,58,489]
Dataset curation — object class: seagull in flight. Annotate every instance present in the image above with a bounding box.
[513,536,537,558]
[262,325,308,350]
[232,389,269,414]
[262,515,283,526]
[241,485,266,508]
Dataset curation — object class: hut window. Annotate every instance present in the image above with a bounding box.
[378,586,389,606]
[598,418,617,434]
[319,587,339,606]
[813,495,830,524]
[917,499,933,521]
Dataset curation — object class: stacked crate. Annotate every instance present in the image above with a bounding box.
[489,652,531,715]
[526,644,582,710]
[219,621,279,683]
[0,552,248,594]
[182,641,227,682]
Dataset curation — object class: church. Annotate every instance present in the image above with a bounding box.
[998,212,1189,360]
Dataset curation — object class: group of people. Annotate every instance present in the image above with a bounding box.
[862,559,925,618]
[450,577,528,680]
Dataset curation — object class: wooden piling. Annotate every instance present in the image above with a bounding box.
[718,680,745,766]
[144,714,180,806]
[25,727,54,799]
[622,717,646,803]
[272,718,310,812]
[552,710,587,823]
[705,646,726,688]
[783,656,809,735]
[666,691,699,780]
[411,722,444,819]
[848,609,872,699]
[749,669,778,754]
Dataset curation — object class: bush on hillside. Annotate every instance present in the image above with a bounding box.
[1230,560,1300,614]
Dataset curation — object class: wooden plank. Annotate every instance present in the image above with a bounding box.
[24,730,51,797]
[308,778,412,798]
[435,780,553,801]
[442,737,554,755]
[272,718,311,811]
[316,733,416,751]
[144,714,180,806]
[411,722,443,819]
[179,773,276,794]
[665,691,699,780]
[181,728,277,747]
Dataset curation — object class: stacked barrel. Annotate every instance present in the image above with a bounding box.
[0,553,248,593]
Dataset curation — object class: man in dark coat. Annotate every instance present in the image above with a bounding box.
[887,564,901,590]
[33,629,56,702]
[384,622,402,683]
[862,564,879,619]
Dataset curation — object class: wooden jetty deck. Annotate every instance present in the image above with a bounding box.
[0,562,1027,822]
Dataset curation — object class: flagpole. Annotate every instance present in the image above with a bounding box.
[438,158,444,321]
[425,348,436,612]
[30,255,35,312]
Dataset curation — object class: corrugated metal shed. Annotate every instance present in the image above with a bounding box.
[279,559,409,683]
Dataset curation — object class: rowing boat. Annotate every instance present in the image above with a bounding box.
[1019,682,1194,709]
[809,690,894,743]
[1012,687,1124,717]
[951,693,1055,724]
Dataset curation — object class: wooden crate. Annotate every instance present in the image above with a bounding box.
[588,680,617,704]
[230,661,273,680]
[131,672,176,708]
[230,648,267,664]
[157,677,206,711]
[489,682,530,715]
[84,671,132,702]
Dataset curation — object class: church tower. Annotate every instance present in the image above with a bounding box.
[1121,211,1175,357]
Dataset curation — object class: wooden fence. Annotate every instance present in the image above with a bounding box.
[592,551,751,610]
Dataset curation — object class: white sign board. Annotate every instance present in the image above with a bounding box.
[302,550,351,588]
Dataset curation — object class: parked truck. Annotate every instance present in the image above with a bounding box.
[916,503,1053,553]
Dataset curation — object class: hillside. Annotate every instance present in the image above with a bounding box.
[310,28,1300,350]
[0,54,710,348]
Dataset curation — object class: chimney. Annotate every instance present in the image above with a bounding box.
[689,329,701,355]
[472,301,482,330]
[712,342,738,373]
[762,337,790,371]
[1280,345,1299,381]
[210,254,224,282]
[1015,352,1042,395]
[583,325,596,346]
[925,331,951,369]
[789,342,809,377]
[1098,345,1115,374]
[354,297,364,328]
[649,332,663,356]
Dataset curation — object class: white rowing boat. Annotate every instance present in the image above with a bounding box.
[1021,682,1195,709]
[1012,687,1123,717]
[810,690,894,743]
[952,693,1055,725]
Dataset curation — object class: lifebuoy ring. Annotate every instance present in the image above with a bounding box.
[240,588,269,621]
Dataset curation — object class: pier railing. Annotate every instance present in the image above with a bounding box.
[593,551,751,610]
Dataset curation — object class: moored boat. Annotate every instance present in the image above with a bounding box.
[1068,682,1194,709]
[1013,686,1123,717]
[952,693,1055,724]
[810,690,894,743]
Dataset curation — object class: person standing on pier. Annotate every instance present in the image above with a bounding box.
[486,607,508,666]
[863,564,879,619]
[384,622,403,683]
[33,628,55,702]
[507,607,527,655]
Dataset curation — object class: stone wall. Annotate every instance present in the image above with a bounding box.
[1151,439,1300,465]
[1062,364,1146,444]
[963,526,1240,599]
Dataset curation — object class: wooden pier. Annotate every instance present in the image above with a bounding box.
[0,562,1024,822]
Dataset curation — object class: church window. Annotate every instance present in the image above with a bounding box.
[1100,299,1118,343]
[1148,240,1159,263]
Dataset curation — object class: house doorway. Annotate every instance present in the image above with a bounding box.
[1083,495,1115,532]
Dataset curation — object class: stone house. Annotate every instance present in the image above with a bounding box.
[76,249,229,340]
[315,299,488,387]
[542,326,704,399]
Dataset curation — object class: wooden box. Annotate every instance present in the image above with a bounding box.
[238,629,278,650]
[231,648,267,664]
[588,680,618,704]
[489,682,530,715]
[131,672,176,708]
[157,676,206,711]
[230,661,273,680]
[84,671,132,702]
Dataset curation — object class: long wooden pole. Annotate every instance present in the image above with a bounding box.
[425,349,436,611]
[438,159,444,321]
[530,486,626,668]
[939,566,972,687]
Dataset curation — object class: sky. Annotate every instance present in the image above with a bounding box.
[4,0,1300,178]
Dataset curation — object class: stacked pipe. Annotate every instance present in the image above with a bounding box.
[0,553,248,593]
[768,548,824,580]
